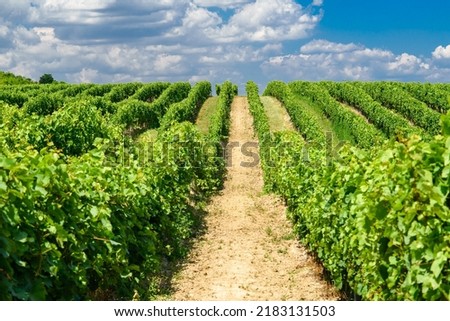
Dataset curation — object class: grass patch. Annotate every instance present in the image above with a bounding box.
[292,94,355,145]
[135,129,158,145]
[260,96,294,132]
[195,97,219,135]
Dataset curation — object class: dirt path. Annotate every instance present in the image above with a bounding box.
[170,97,339,301]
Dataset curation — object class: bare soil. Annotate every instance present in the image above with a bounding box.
[170,97,339,301]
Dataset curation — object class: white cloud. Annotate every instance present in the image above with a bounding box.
[28,0,115,24]
[432,45,450,59]
[1,1,449,87]
[170,4,222,36]
[0,25,9,38]
[262,39,434,81]
[388,53,430,73]
[193,0,252,8]
[153,54,185,74]
[0,0,31,18]
[69,68,99,83]
[215,0,322,42]
[167,0,321,43]
[300,39,362,54]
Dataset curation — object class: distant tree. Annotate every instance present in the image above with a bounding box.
[39,73,55,84]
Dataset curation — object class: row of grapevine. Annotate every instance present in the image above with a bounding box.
[323,82,425,139]
[159,81,211,130]
[245,81,273,186]
[0,124,213,300]
[199,81,236,193]
[0,80,234,300]
[0,82,162,112]
[263,81,326,145]
[399,82,450,113]
[357,82,441,135]
[58,83,95,98]
[0,90,28,107]
[247,82,450,300]
[271,135,449,300]
[9,82,194,157]
[113,82,191,129]
[130,82,170,102]
[82,84,114,97]
[23,93,65,116]
[208,81,235,142]
[114,82,191,128]
[104,83,143,103]
[289,81,384,148]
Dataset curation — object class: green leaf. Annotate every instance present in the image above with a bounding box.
[90,206,99,218]
[14,231,28,243]
[30,281,47,300]
[110,240,121,246]
[101,218,112,231]
[431,252,446,278]
[0,158,15,169]
[380,150,394,162]
[0,180,6,191]
[441,114,450,136]
[375,201,389,220]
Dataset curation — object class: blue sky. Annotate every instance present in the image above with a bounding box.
[317,0,450,56]
[0,0,449,90]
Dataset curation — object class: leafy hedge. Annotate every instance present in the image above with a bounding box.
[0,90,28,108]
[131,82,170,102]
[0,80,236,300]
[105,83,143,103]
[159,81,211,130]
[289,81,383,149]
[208,81,235,143]
[24,93,64,116]
[357,82,441,135]
[252,82,450,300]
[399,82,450,114]
[264,81,326,145]
[0,120,225,300]
[48,100,113,156]
[114,82,190,129]
[323,81,424,139]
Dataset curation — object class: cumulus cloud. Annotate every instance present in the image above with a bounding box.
[0,0,321,84]
[193,0,252,8]
[1,1,449,87]
[432,45,450,59]
[300,39,362,54]
[262,39,445,81]
[69,68,99,83]
[165,0,322,43]
[211,0,323,42]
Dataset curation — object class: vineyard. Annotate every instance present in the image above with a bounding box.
[0,78,449,300]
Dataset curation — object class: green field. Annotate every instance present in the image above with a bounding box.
[0,77,449,300]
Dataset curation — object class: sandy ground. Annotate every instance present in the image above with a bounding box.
[170,97,339,301]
